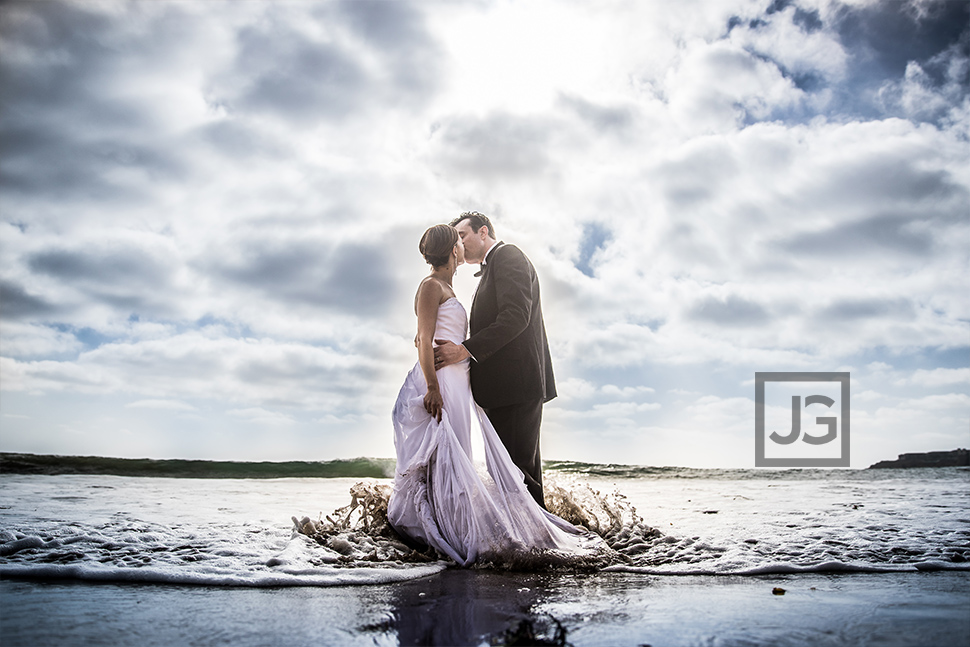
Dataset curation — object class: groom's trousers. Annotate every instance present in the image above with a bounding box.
[483,398,545,509]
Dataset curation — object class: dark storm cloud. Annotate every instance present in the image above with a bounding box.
[781,213,935,258]
[821,157,960,204]
[1,1,211,115]
[29,247,169,285]
[784,3,822,33]
[333,0,442,102]
[558,94,636,132]
[219,0,442,124]
[0,2,139,123]
[230,26,368,123]
[833,0,968,80]
[212,239,394,316]
[194,120,290,160]
[789,153,967,227]
[1,123,186,201]
[431,112,555,179]
[27,245,176,313]
[658,143,739,210]
[828,0,968,120]
[0,2,189,201]
[0,280,57,320]
[817,297,915,322]
[686,295,770,327]
[729,0,823,34]
[728,0,968,123]
[334,0,425,45]
[233,351,381,402]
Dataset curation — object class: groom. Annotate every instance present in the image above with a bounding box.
[434,212,556,508]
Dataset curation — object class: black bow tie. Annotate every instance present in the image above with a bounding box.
[473,242,502,277]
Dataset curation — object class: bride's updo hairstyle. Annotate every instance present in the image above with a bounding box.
[419,224,459,268]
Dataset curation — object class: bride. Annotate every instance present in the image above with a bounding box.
[388,224,607,567]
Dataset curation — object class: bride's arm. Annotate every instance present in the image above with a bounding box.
[415,280,444,422]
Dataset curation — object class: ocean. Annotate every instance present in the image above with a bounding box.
[2,457,969,646]
[1,456,967,584]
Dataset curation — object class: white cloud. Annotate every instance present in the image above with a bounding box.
[0,322,83,359]
[1,331,397,415]
[897,393,970,410]
[853,389,884,402]
[553,378,599,401]
[601,384,656,398]
[227,407,297,426]
[125,399,197,412]
[904,368,970,388]
[665,40,804,134]
[731,4,849,81]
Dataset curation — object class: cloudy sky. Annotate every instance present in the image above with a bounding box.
[1,0,967,468]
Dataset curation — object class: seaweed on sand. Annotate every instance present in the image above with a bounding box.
[293,476,667,568]
[293,481,437,564]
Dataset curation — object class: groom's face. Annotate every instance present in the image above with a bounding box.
[454,219,487,263]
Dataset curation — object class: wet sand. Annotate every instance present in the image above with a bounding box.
[2,570,968,646]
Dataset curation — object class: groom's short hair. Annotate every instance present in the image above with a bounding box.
[451,211,495,239]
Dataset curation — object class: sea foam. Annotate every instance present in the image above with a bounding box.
[2,468,968,584]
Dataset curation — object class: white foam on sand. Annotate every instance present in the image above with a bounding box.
[604,559,970,576]
[0,561,447,586]
[0,475,448,587]
[0,531,447,586]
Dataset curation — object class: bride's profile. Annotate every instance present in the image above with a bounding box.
[387,224,608,567]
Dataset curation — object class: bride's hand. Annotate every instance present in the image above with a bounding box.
[424,386,443,422]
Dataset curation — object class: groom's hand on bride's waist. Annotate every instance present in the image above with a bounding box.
[433,339,471,370]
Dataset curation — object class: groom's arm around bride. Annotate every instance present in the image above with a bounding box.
[434,212,556,508]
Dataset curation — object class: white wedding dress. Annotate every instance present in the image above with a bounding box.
[388,297,606,567]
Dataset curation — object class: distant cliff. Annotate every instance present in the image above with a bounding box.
[868,448,969,469]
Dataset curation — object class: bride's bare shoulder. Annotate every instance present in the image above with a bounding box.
[416,276,446,297]
[414,277,445,312]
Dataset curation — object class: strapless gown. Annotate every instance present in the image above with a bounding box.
[388,297,604,566]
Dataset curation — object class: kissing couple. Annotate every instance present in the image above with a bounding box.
[388,212,607,567]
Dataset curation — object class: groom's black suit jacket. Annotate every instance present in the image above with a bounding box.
[462,242,557,409]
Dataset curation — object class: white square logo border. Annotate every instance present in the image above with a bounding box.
[755,372,850,467]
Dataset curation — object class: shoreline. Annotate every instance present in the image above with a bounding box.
[3,570,968,646]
